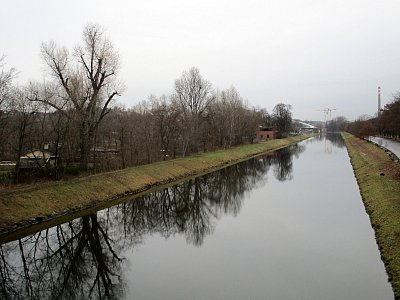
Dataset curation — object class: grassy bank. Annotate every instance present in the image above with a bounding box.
[342,132,400,299]
[0,135,311,236]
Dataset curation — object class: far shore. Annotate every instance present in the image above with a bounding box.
[0,135,312,242]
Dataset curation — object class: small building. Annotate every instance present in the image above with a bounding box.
[20,150,60,169]
[256,126,275,141]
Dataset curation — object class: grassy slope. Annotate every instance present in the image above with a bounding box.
[342,132,400,299]
[0,135,310,232]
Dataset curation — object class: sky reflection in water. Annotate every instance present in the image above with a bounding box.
[0,134,394,300]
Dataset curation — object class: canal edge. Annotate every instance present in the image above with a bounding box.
[342,132,400,300]
[0,135,314,243]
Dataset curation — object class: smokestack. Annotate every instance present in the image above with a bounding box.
[378,86,381,118]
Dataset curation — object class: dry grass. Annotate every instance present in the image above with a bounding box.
[0,135,310,233]
[342,132,400,299]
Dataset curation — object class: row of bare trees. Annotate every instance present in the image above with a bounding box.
[0,24,291,182]
[91,84,267,170]
[345,95,400,139]
[379,96,400,139]
[326,116,348,132]
[0,24,122,181]
[345,115,377,139]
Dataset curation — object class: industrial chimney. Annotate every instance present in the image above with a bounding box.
[378,86,381,118]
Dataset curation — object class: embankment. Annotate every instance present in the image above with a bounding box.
[0,135,311,239]
[342,132,400,299]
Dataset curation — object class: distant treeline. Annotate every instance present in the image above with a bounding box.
[344,97,400,139]
[0,24,292,182]
[323,95,400,140]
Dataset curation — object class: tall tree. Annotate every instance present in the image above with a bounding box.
[327,116,348,132]
[151,95,181,160]
[0,55,17,110]
[272,103,292,138]
[33,24,122,170]
[380,96,400,138]
[9,87,40,181]
[0,56,18,159]
[174,67,213,156]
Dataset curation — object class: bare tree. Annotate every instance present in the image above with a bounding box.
[380,96,400,139]
[132,100,158,164]
[327,116,348,132]
[0,56,18,159]
[272,103,292,138]
[174,67,213,156]
[0,55,17,110]
[9,87,40,181]
[151,95,181,160]
[33,23,122,170]
[208,87,245,147]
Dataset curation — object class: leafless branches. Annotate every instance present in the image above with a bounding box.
[0,55,18,110]
[37,23,123,169]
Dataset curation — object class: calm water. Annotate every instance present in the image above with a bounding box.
[0,134,394,299]
[369,136,400,158]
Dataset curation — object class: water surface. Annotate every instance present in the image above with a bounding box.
[369,136,400,158]
[0,134,394,299]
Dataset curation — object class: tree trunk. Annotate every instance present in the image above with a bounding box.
[79,119,97,171]
[14,122,27,183]
[79,125,90,171]
[120,127,126,169]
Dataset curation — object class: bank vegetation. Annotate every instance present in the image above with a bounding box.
[0,24,294,185]
[0,135,310,237]
[343,132,400,299]
[345,96,400,140]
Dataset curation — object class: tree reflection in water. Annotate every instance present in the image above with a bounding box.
[0,143,303,299]
[272,144,304,181]
[325,133,346,148]
[305,132,345,149]
[0,214,125,300]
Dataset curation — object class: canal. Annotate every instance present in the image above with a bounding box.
[369,136,400,159]
[0,134,394,299]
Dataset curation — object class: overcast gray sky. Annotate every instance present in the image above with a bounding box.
[1,0,400,121]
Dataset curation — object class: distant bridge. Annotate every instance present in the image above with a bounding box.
[295,121,317,129]
[293,120,320,133]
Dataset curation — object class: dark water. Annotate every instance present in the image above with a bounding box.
[0,134,394,299]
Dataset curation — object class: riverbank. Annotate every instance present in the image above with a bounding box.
[0,135,311,239]
[342,132,400,299]
[369,136,400,161]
